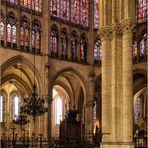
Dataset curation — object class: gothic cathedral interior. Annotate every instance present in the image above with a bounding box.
[0,0,147,148]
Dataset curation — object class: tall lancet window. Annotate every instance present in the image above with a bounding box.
[136,0,147,23]
[60,0,70,20]
[12,95,21,120]
[50,27,58,56]
[60,31,67,58]
[20,17,30,50]
[7,15,17,48]
[94,0,99,29]
[0,15,5,44]
[134,97,141,124]
[139,33,147,59]
[0,95,5,122]
[93,101,97,123]
[94,39,102,63]
[80,0,89,27]
[71,0,80,24]
[80,35,87,63]
[71,33,77,61]
[32,21,41,53]
[50,0,60,17]
[55,96,63,124]
[133,41,138,62]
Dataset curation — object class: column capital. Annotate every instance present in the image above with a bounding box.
[99,27,112,41]
[111,25,122,38]
[121,19,135,34]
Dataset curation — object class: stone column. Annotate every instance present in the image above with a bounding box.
[42,0,50,140]
[122,20,134,146]
[87,0,94,64]
[84,100,93,133]
[111,26,117,142]
[99,27,112,143]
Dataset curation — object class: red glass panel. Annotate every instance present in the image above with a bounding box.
[71,0,80,24]
[80,0,88,27]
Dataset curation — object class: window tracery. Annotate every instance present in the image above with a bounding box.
[50,28,58,56]
[50,0,89,27]
[7,15,17,46]
[32,21,41,53]
[20,17,30,49]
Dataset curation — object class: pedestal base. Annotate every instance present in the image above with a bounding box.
[100,142,135,148]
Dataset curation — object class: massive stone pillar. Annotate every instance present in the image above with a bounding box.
[99,27,112,144]
[122,20,134,146]
[99,0,135,146]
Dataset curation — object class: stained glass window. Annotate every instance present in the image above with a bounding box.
[80,36,87,62]
[0,17,5,41]
[134,97,141,124]
[140,33,147,57]
[60,0,70,20]
[0,95,4,122]
[133,41,138,61]
[32,30,35,48]
[60,32,67,56]
[12,25,17,43]
[94,39,102,62]
[32,21,41,51]
[137,0,147,23]
[20,0,31,9]
[50,30,58,54]
[7,16,17,43]
[71,0,80,24]
[94,0,99,29]
[7,0,18,4]
[20,18,30,47]
[71,33,77,60]
[32,0,42,12]
[12,95,21,120]
[93,101,97,123]
[50,0,60,17]
[80,0,89,26]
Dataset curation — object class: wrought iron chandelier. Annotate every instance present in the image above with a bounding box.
[22,85,48,120]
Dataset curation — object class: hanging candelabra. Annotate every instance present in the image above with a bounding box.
[23,85,48,118]
[22,85,48,134]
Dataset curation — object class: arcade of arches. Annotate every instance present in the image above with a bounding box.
[0,0,147,148]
